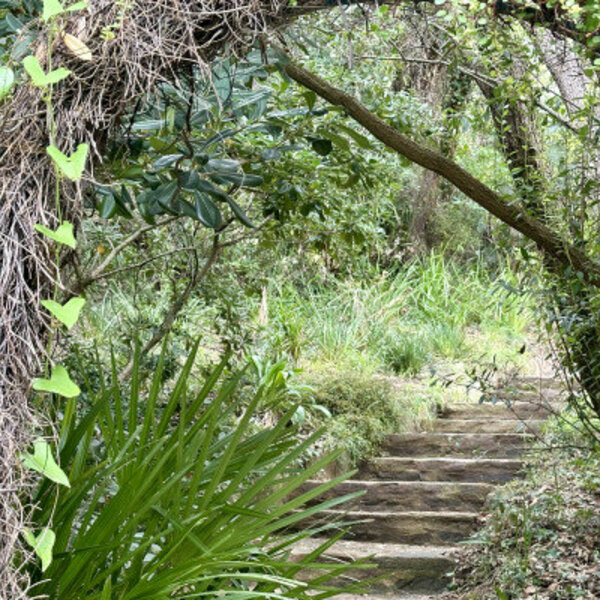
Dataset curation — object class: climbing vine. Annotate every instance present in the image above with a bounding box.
[14,0,90,574]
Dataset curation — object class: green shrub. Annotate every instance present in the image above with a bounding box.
[302,365,435,466]
[26,344,367,599]
[448,425,600,599]
[381,331,431,376]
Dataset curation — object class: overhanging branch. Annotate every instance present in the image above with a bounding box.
[282,57,600,286]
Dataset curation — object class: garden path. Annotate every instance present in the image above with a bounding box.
[294,376,562,598]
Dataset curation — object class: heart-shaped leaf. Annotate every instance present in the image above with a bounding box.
[0,66,15,100]
[35,221,77,248]
[43,0,65,20]
[23,55,71,87]
[46,143,88,181]
[21,439,70,487]
[32,365,81,398]
[43,0,88,21]
[23,527,56,572]
[41,297,85,329]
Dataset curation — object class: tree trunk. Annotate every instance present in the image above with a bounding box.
[477,52,600,417]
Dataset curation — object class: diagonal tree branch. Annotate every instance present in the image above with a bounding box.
[282,57,600,286]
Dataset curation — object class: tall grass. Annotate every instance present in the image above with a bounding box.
[266,253,531,375]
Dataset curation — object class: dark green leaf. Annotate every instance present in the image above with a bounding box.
[210,172,264,187]
[194,193,223,229]
[310,138,333,157]
[227,197,255,228]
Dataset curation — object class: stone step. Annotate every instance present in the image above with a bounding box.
[334,595,436,600]
[299,509,478,544]
[296,480,494,512]
[359,457,523,484]
[383,433,533,458]
[441,401,556,420]
[507,376,563,390]
[292,538,454,594]
[433,418,543,434]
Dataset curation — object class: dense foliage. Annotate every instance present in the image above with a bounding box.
[2,0,600,597]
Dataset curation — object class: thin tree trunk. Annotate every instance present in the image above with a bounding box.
[478,54,600,416]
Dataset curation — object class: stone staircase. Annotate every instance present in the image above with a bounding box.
[293,376,562,598]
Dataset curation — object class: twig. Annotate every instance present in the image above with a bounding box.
[74,216,179,293]
[118,234,220,382]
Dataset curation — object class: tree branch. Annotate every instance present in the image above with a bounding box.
[74,216,179,294]
[119,234,220,381]
[282,56,600,286]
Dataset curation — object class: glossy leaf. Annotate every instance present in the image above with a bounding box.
[34,221,77,248]
[210,172,264,187]
[227,197,255,228]
[194,192,222,229]
[32,365,81,398]
[41,297,85,329]
[21,440,70,487]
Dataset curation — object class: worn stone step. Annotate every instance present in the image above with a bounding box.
[335,595,439,600]
[383,432,533,458]
[299,509,478,544]
[506,376,563,390]
[293,538,454,594]
[441,401,556,420]
[333,595,436,600]
[296,480,494,512]
[359,457,523,484]
[433,418,543,434]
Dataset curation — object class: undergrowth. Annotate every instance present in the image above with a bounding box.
[267,253,531,375]
[261,253,535,465]
[445,419,600,600]
[301,365,436,468]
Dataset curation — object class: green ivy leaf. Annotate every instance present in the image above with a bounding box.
[23,527,56,572]
[35,221,77,248]
[41,297,85,329]
[0,66,15,100]
[32,365,81,398]
[21,439,70,487]
[22,55,71,87]
[46,143,88,181]
[43,0,88,20]
[43,0,65,20]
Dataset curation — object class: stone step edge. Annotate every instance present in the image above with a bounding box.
[303,479,495,488]
[385,432,535,439]
[292,537,456,560]
[433,417,544,425]
[371,456,523,464]
[332,594,441,600]
[309,509,479,519]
